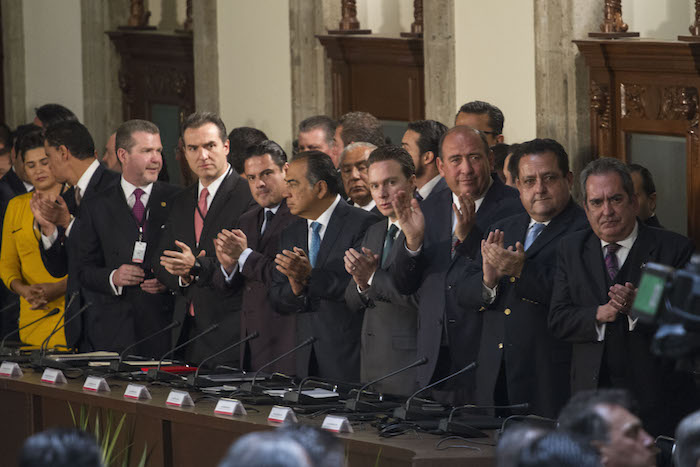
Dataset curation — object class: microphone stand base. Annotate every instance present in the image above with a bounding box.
[437,419,489,438]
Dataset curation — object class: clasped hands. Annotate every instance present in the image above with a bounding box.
[344,247,379,292]
[275,247,312,296]
[214,229,248,274]
[596,282,637,323]
[160,240,205,285]
[113,264,166,294]
[481,230,525,288]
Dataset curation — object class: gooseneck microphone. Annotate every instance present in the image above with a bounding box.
[41,292,77,353]
[239,337,316,394]
[190,331,260,385]
[0,299,19,315]
[0,308,60,350]
[39,301,91,357]
[438,402,530,437]
[148,323,220,381]
[345,357,428,411]
[393,361,477,420]
[108,320,181,371]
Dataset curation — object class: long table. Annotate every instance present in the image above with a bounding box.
[0,368,496,466]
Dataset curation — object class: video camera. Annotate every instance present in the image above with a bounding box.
[631,254,700,359]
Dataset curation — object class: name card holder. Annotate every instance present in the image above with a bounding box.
[267,405,297,424]
[0,361,22,378]
[165,389,194,408]
[83,376,110,392]
[41,368,66,384]
[123,384,151,400]
[214,398,247,416]
[322,415,354,433]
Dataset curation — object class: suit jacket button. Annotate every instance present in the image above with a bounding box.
[509,277,516,283]
[504,308,511,316]
[479,306,486,312]
[498,343,504,349]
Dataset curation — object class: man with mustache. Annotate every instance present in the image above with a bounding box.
[391,125,523,403]
[76,120,179,355]
[549,157,699,435]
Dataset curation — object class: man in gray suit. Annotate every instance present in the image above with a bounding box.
[344,146,419,396]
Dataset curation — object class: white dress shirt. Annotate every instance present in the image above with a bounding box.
[417,175,442,200]
[595,222,639,341]
[354,199,376,212]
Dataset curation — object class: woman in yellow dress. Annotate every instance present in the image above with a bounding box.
[0,129,67,348]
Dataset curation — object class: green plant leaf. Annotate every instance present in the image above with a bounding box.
[104,413,127,464]
[374,447,383,467]
[68,403,76,427]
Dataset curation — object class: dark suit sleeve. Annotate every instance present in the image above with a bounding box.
[455,225,484,260]
[76,204,114,296]
[390,244,426,295]
[548,240,600,343]
[39,226,71,278]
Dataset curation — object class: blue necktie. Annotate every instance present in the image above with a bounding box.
[309,221,322,267]
[524,223,545,250]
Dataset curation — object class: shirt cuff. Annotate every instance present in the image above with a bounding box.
[109,270,123,296]
[404,241,422,256]
[596,322,606,342]
[221,264,236,283]
[41,229,58,249]
[178,276,191,288]
[65,218,76,237]
[237,248,253,271]
[482,282,498,304]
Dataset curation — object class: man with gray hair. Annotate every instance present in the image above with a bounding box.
[549,157,698,435]
[674,410,700,467]
[297,116,338,166]
[339,141,381,217]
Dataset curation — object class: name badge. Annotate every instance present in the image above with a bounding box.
[0,361,22,378]
[83,376,110,392]
[166,389,194,407]
[267,405,297,424]
[214,398,247,416]
[123,384,151,400]
[132,241,147,264]
[322,415,354,433]
[41,368,67,384]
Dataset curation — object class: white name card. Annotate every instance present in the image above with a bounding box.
[166,389,194,408]
[267,405,297,424]
[123,384,151,400]
[40,368,66,384]
[322,415,354,433]
[82,376,110,392]
[214,398,247,416]
[0,361,22,377]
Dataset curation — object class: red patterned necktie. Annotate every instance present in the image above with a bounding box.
[194,188,209,244]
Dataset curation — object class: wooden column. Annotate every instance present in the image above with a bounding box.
[401,0,424,38]
[679,0,700,41]
[328,0,371,34]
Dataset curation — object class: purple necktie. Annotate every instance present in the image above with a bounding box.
[132,188,145,224]
[604,243,621,281]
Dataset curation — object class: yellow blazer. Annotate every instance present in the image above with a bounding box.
[0,192,67,347]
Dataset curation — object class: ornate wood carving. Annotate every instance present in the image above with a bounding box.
[401,0,423,38]
[120,0,155,30]
[589,0,638,38]
[680,0,700,41]
[317,35,424,121]
[575,39,700,245]
[328,0,371,35]
[183,0,193,32]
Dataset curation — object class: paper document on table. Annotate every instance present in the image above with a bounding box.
[300,388,339,399]
[51,351,119,361]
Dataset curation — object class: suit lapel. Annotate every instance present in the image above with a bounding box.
[259,201,289,249]
[582,232,609,303]
[525,200,576,257]
[201,170,237,241]
[316,200,349,266]
[370,219,389,266]
[618,223,654,285]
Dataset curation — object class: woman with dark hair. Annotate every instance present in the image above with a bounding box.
[0,129,67,347]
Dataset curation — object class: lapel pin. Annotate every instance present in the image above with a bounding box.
[161,202,166,207]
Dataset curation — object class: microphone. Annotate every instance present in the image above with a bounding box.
[438,402,530,437]
[0,299,19,314]
[147,323,220,381]
[38,292,78,355]
[282,375,359,404]
[344,357,428,412]
[0,308,60,351]
[187,331,259,387]
[108,320,181,372]
[239,337,316,394]
[39,300,89,357]
[393,361,477,420]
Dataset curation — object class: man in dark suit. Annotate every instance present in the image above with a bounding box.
[339,142,382,217]
[76,120,179,355]
[157,112,255,366]
[549,157,698,435]
[400,119,448,201]
[391,125,523,403]
[344,146,419,396]
[269,151,376,381]
[33,121,120,349]
[459,139,589,418]
[628,163,662,228]
[212,140,298,374]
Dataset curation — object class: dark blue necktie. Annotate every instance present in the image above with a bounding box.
[309,221,322,267]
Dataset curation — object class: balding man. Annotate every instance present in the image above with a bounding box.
[391,125,523,403]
